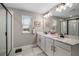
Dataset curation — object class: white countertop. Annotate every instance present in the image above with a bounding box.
[37,32,79,45]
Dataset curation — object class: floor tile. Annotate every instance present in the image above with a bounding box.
[10,45,46,56]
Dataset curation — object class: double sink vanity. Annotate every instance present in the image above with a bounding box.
[37,32,79,56]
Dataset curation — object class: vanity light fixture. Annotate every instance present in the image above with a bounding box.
[56,5,66,12]
[43,14,48,18]
[65,3,73,8]
[56,7,62,12]
[56,5,64,12]
[44,3,73,18]
[56,3,73,12]
[48,12,52,16]
[60,5,66,10]
[44,12,52,18]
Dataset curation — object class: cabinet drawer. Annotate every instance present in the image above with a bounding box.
[54,41,71,52]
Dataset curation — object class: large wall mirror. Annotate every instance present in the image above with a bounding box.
[61,20,67,34]
[60,19,79,36]
[68,20,79,36]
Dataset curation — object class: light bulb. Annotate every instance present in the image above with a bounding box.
[44,14,48,18]
[60,5,66,10]
[56,7,61,12]
[65,3,73,8]
[48,12,52,16]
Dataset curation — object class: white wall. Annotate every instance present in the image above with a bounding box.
[11,8,44,48]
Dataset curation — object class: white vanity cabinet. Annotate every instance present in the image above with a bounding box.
[45,37,54,56]
[54,40,79,56]
[37,33,79,56]
[37,34,46,51]
[40,36,46,51]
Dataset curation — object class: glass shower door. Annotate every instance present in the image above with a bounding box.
[0,3,12,56]
[0,4,6,56]
[7,11,12,55]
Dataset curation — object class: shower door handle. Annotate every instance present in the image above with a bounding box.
[5,32,7,36]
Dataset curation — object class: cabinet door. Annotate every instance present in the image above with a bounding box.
[45,38,53,56]
[37,35,41,47]
[54,45,71,56]
[40,36,46,51]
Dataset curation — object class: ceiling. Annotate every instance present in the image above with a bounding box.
[4,3,79,18]
[4,3,58,14]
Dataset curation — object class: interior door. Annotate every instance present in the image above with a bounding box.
[0,4,6,56]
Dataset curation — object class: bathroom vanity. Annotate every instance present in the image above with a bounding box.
[37,32,79,56]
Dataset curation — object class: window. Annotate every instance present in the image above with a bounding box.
[22,16,31,33]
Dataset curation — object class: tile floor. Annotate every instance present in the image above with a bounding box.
[10,44,47,56]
